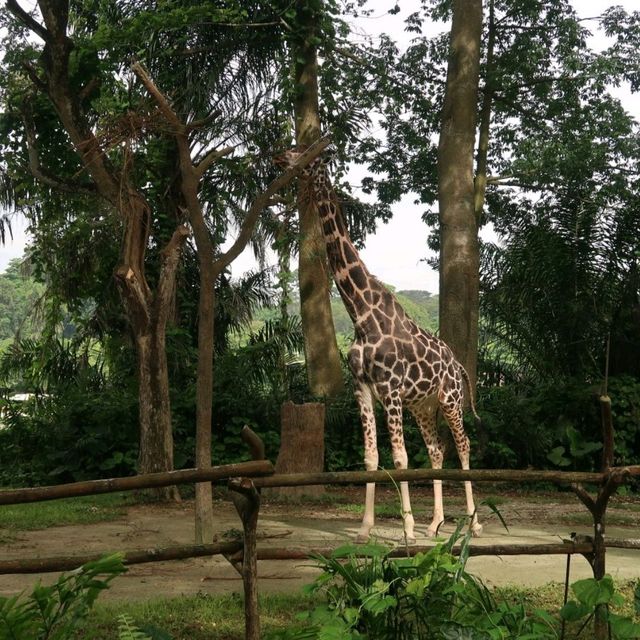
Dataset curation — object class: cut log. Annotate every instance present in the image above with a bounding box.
[268,401,325,499]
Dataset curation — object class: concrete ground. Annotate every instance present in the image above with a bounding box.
[0,490,638,602]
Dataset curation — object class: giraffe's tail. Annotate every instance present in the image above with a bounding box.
[458,364,480,421]
[458,364,487,459]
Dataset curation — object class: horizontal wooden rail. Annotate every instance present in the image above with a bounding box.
[1,538,638,575]
[0,460,274,505]
[0,541,598,575]
[3,465,637,507]
[252,468,608,488]
[240,542,596,561]
[252,466,640,488]
[0,540,244,575]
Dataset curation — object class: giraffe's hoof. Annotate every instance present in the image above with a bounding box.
[355,532,370,544]
[471,523,483,537]
[403,534,417,546]
[426,528,438,538]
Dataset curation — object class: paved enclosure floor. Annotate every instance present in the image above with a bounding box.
[1,487,639,601]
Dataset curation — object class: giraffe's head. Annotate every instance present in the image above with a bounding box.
[273,144,337,177]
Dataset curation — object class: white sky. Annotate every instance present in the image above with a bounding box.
[2,0,639,292]
[229,0,640,293]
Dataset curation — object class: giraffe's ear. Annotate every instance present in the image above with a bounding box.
[273,150,294,167]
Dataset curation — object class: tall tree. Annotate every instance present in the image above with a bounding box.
[1,0,330,517]
[437,0,483,388]
[290,0,344,398]
[4,0,187,499]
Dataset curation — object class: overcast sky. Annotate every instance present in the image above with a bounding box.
[1,0,638,293]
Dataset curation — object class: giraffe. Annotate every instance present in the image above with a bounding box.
[275,145,482,543]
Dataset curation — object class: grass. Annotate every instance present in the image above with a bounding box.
[73,579,640,640]
[496,580,640,635]
[76,592,317,639]
[0,492,133,540]
[338,502,404,519]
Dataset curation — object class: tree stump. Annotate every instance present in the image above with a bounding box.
[269,401,325,499]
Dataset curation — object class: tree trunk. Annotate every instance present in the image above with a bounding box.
[474,0,496,225]
[438,0,483,390]
[5,0,185,502]
[193,250,215,543]
[135,329,179,501]
[293,3,344,399]
[270,401,325,499]
[116,224,189,501]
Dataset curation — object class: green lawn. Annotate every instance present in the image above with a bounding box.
[74,580,640,640]
[77,592,317,639]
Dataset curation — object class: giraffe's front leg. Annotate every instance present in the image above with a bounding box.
[383,394,416,545]
[355,383,378,544]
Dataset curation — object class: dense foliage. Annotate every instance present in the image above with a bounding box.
[0,259,43,348]
[269,523,640,639]
[0,0,638,491]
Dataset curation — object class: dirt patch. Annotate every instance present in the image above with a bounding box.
[1,487,639,602]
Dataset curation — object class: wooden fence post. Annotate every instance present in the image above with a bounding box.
[227,426,265,640]
[569,385,628,640]
[229,477,261,640]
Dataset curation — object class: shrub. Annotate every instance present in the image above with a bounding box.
[267,523,640,640]
[0,554,126,639]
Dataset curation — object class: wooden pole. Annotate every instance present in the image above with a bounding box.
[223,541,596,562]
[228,426,265,640]
[252,467,608,488]
[0,460,274,505]
[229,477,261,640]
[600,395,615,471]
[0,540,243,574]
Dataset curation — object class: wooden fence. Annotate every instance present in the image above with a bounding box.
[0,427,639,640]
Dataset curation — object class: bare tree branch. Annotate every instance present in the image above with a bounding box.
[130,61,184,131]
[5,0,49,42]
[213,136,331,276]
[194,146,235,179]
[21,62,47,91]
[155,224,191,332]
[187,110,222,130]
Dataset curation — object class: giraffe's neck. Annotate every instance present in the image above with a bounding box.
[310,173,386,327]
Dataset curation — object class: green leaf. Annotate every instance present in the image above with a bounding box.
[559,600,591,621]
[572,575,615,606]
[547,446,571,467]
[481,498,509,532]
[362,594,396,615]
[342,607,359,626]
[608,613,640,639]
[439,621,492,639]
[566,426,602,457]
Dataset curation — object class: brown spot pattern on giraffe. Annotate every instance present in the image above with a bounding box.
[274,146,481,539]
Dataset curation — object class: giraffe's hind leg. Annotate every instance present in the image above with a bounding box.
[440,398,482,537]
[412,399,446,537]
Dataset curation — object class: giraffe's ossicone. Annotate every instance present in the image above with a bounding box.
[275,145,482,542]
